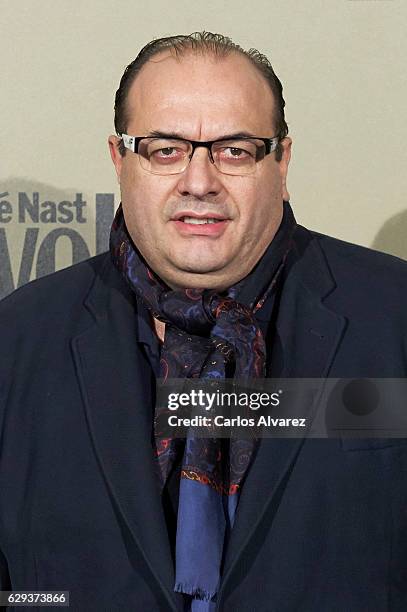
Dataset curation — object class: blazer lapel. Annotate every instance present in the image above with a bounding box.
[71,257,182,612]
[218,228,347,604]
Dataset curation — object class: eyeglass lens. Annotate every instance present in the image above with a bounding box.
[137,138,266,175]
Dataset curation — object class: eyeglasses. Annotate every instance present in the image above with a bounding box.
[120,134,280,176]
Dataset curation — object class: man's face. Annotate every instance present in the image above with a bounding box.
[109,51,291,290]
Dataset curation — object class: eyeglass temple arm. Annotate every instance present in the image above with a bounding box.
[121,134,140,152]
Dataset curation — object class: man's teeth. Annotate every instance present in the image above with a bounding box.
[181,217,222,224]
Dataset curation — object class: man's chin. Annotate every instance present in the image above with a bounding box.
[178,263,223,275]
[162,259,232,290]
[167,251,228,274]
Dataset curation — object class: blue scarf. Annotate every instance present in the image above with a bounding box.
[110,202,296,610]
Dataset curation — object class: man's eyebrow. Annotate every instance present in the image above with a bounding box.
[146,130,259,140]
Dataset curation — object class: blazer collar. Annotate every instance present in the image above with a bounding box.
[270,224,346,378]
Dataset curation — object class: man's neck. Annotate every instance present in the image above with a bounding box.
[153,316,165,342]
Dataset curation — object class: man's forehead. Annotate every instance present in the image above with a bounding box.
[125,50,275,135]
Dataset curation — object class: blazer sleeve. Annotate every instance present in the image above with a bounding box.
[0,296,13,591]
[0,546,11,590]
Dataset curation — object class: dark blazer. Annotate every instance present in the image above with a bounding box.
[1,225,407,611]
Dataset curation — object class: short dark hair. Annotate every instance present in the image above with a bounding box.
[114,31,289,161]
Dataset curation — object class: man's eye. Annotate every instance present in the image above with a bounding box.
[221,147,252,159]
[229,148,244,157]
[150,147,184,162]
[158,147,177,156]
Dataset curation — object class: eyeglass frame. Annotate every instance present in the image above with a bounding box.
[120,133,280,174]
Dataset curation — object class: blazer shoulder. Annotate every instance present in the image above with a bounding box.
[310,229,407,268]
[305,228,407,287]
[0,252,109,320]
[0,253,118,361]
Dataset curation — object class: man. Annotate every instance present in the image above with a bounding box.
[1,32,407,611]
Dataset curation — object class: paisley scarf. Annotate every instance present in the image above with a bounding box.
[110,202,296,610]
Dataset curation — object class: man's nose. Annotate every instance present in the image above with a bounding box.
[176,147,223,198]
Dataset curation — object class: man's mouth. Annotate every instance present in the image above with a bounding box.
[180,216,223,225]
[171,213,230,236]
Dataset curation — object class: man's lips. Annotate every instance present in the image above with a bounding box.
[171,211,229,222]
[170,212,230,236]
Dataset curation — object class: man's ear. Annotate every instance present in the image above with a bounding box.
[278,137,292,201]
[108,135,123,183]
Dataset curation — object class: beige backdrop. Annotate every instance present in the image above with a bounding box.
[1,0,406,299]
